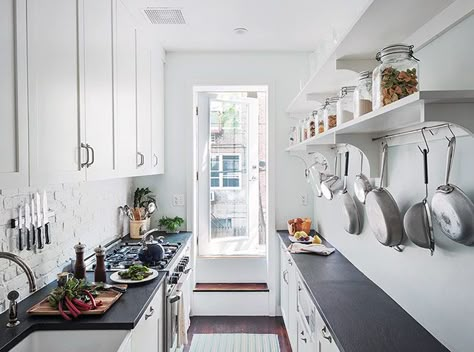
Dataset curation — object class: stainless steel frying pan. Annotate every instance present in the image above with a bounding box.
[354,150,372,204]
[404,148,435,255]
[340,151,361,235]
[432,136,474,245]
[366,144,404,250]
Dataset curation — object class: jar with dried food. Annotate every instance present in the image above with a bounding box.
[324,97,339,130]
[337,86,356,124]
[309,111,317,138]
[372,44,419,110]
[353,71,373,118]
[303,117,310,140]
[317,107,325,134]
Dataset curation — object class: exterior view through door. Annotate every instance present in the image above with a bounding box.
[196,87,268,257]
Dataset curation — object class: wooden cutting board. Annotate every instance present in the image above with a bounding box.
[27,285,127,316]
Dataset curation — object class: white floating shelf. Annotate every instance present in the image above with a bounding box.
[286,90,474,177]
[286,0,455,114]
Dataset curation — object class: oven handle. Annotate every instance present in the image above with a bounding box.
[169,294,181,304]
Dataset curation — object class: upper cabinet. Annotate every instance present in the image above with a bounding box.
[115,0,138,177]
[27,0,87,186]
[0,0,28,189]
[82,0,116,181]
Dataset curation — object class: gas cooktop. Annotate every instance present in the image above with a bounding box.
[86,241,182,272]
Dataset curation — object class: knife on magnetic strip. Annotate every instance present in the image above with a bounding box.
[42,190,50,244]
[25,203,32,250]
[35,192,44,249]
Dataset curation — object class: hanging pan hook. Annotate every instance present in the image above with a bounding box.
[445,124,456,142]
[417,127,430,154]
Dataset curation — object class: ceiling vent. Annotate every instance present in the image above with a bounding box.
[143,8,186,25]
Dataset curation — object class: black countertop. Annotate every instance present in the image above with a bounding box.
[0,231,193,352]
[278,230,449,352]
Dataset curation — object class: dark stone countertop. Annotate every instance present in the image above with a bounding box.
[0,231,193,352]
[278,230,449,352]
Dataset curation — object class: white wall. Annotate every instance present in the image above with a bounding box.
[313,14,474,352]
[135,51,313,314]
[0,179,132,312]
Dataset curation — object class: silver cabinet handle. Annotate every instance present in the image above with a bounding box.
[137,152,145,167]
[300,330,307,343]
[80,143,89,168]
[322,326,332,343]
[282,270,288,284]
[288,259,293,266]
[153,153,158,167]
[145,306,154,320]
[87,144,95,167]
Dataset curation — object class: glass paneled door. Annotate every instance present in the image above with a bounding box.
[197,90,267,256]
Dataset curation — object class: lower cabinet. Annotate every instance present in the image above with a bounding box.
[131,285,164,352]
[280,241,340,352]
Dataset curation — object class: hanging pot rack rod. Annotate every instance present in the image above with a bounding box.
[372,123,453,142]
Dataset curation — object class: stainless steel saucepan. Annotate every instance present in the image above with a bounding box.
[432,136,474,245]
[366,144,403,250]
[306,161,328,198]
[340,151,361,235]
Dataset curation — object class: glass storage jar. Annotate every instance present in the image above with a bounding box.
[297,119,305,143]
[353,71,373,118]
[309,111,317,138]
[303,117,309,140]
[289,126,297,146]
[336,86,356,124]
[372,44,419,110]
[317,107,325,134]
[324,97,339,130]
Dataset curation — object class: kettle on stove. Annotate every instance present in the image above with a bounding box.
[138,229,165,264]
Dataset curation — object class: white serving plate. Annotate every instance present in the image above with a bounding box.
[110,268,159,284]
[288,235,314,244]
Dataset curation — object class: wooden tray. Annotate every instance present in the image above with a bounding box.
[27,285,127,316]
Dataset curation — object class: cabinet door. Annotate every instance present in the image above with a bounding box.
[315,310,340,352]
[82,0,115,180]
[131,302,159,352]
[0,0,28,189]
[280,244,290,326]
[115,0,137,177]
[297,312,316,352]
[135,30,152,175]
[286,251,298,350]
[27,0,86,186]
[150,50,165,174]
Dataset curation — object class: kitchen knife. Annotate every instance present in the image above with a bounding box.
[30,198,36,246]
[35,192,43,249]
[42,191,50,244]
[25,203,32,250]
[18,206,23,251]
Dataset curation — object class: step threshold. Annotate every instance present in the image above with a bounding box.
[194,283,269,292]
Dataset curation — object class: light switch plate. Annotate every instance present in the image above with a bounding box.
[172,194,185,207]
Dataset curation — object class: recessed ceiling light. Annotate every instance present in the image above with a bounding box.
[233,27,248,35]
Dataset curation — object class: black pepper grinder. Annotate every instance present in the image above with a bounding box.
[74,242,86,280]
[94,245,107,283]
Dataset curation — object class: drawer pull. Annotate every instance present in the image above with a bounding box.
[282,270,288,284]
[322,326,332,343]
[287,259,293,266]
[145,306,154,320]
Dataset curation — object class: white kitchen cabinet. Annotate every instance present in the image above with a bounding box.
[131,284,164,352]
[297,311,317,352]
[280,243,298,350]
[150,50,165,174]
[315,307,340,352]
[115,0,138,177]
[0,0,28,189]
[82,0,116,180]
[280,243,290,326]
[27,0,87,186]
[135,29,153,175]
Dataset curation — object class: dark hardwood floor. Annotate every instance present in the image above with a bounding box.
[184,316,292,351]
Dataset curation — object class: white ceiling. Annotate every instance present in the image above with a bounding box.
[122,0,371,52]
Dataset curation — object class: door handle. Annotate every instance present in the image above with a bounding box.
[80,143,89,168]
[87,144,95,167]
[322,326,332,343]
[282,270,288,284]
[137,152,145,167]
[153,153,158,167]
[145,306,154,320]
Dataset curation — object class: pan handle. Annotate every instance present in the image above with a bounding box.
[423,148,429,201]
[445,137,456,185]
[379,144,388,188]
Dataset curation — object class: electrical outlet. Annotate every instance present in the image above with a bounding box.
[301,194,308,206]
[172,194,185,207]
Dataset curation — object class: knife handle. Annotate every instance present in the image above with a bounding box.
[45,223,50,244]
[32,226,36,245]
[18,229,23,251]
[26,229,31,250]
[37,227,43,249]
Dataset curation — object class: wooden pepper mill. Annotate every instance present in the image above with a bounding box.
[94,245,107,283]
[74,242,86,280]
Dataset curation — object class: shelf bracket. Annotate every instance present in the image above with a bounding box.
[335,133,381,178]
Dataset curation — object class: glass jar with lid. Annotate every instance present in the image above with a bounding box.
[309,111,317,138]
[336,86,356,124]
[289,126,297,146]
[303,117,309,141]
[353,71,373,118]
[317,106,325,134]
[372,44,419,110]
[324,97,339,130]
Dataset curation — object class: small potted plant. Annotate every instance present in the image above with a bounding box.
[159,216,184,234]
